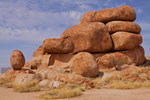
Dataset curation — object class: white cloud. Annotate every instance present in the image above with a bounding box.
[136,8,143,14]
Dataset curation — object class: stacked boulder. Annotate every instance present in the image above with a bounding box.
[10,5,145,80]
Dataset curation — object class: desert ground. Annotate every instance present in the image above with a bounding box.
[1,87,150,100]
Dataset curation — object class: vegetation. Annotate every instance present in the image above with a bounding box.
[13,79,40,93]
[39,83,84,99]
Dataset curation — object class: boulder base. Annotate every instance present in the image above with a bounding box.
[97,46,145,69]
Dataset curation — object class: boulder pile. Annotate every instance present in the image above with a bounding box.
[0,5,146,90]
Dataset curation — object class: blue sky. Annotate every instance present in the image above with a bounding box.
[0,0,150,68]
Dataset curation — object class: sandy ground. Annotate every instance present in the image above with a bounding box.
[1,87,150,100]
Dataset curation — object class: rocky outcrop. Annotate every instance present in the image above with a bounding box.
[112,32,142,51]
[61,22,112,53]
[10,50,25,70]
[42,38,74,54]
[80,5,136,24]
[106,21,141,34]
[4,5,146,90]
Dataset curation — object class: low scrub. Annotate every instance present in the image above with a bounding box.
[39,84,84,99]
[13,79,40,93]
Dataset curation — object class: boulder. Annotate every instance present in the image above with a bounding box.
[26,56,42,69]
[97,52,133,69]
[97,46,145,69]
[42,38,74,54]
[61,22,112,53]
[69,52,99,77]
[106,21,141,34]
[41,54,54,67]
[80,5,136,24]
[13,73,41,85]
[10,50,25,70]
[121,46,145,65]
[112,32,142,51]
[32,46,45,57]
[80,11,97,24]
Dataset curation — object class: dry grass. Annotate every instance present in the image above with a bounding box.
[13,79,40,93]
[110,81,141,89]
[0,75,14,88]
[39,84,84,99]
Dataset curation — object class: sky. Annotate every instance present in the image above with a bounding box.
[0,0,150,68]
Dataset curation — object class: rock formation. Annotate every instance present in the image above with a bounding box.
[2,5,147,91]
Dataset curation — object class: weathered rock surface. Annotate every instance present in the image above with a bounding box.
[32,46,45,57]
[42,38,74,54]
[13,73,41,85]
[121,46,145,65]
[80,11,97,24]
[25,56,42,69]
[97,46,145,69]
[69,52,99,77]
[112,32,142,51]
[106,21,141,34]
[41,54,54,67]
[10,50,25,70]
[80,5,136,24]
[61,22,112,53]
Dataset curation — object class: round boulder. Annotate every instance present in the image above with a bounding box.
[106,21,141,34]
[69,52,99,77]
[10,50,25,70]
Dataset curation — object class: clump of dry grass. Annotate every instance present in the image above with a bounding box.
[13,79,40,93]
[39,83,84,99]
[110,81,141,89]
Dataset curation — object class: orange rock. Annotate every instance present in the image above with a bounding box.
[27,56,42,69]
[69,52,99,77]
[112,32,142,51]
[61,22,112,53]
[106,21,141,34]
[97,46,145,69]
[42,38,74,54]
[41,54,54,67]
[10,50,25,70]
[80,11,97,24]
[97,52,133,69]
[80,5,136,24]
[121,46,145,65]
[32,46,45,57]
